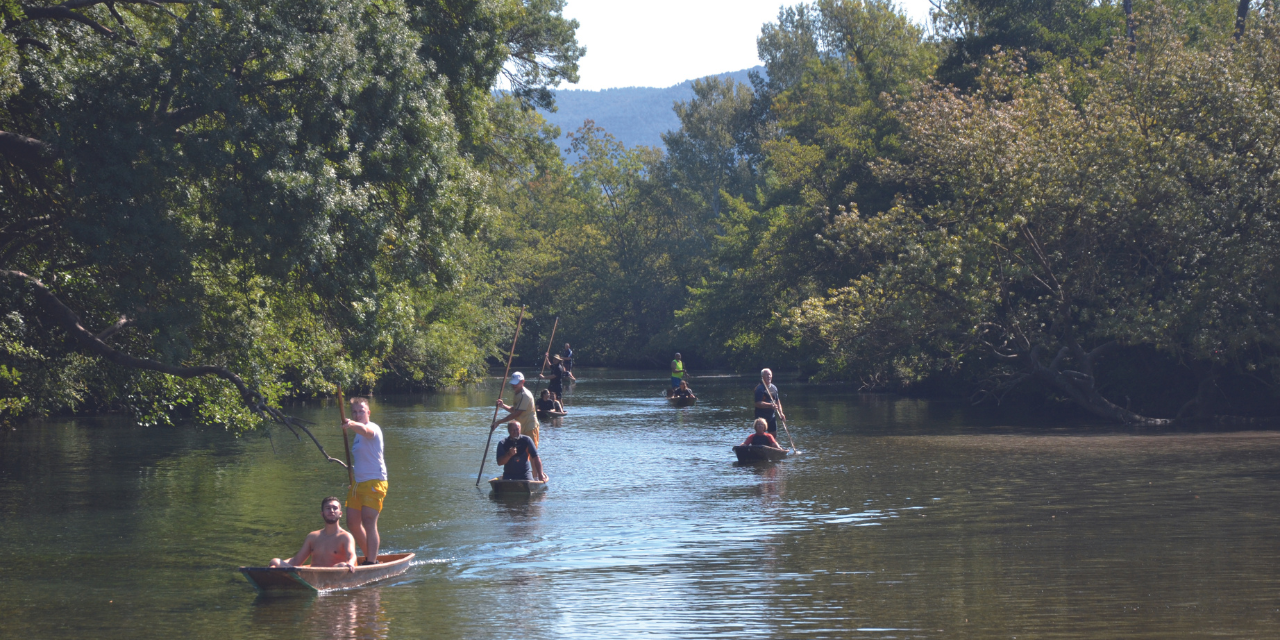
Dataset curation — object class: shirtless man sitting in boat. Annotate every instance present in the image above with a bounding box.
[269,496,357,572]
[741,418,783,449]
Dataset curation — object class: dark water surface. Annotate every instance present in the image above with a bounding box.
[3,369,1280,639]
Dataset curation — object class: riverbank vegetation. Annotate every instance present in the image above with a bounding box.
[3,0,1279,427]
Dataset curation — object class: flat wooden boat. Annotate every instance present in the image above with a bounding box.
[240,552,414,594]
[536,410,566,422]
[733,445,788,463]
[489,477,548,494]
[667,396,697,407]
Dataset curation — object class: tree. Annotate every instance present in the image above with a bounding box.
[680,0,935,370]
[790,10,1280,422]
[661,77,759,225]
[930,0,1124,89]
[407,0,584,149]
[0,0,559,429]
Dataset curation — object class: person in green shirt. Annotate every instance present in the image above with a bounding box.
[670,352,685,389]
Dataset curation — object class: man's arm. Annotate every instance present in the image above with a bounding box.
[344,419,377,438]
[283,533,317,567]
[497,442,515,465]
[491,407,527,429]
[530,454,547,482]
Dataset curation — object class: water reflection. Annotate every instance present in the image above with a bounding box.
[5,371,1280,639]
[251,588,388,639]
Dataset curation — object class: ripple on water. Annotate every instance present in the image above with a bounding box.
[4,372,1280,639]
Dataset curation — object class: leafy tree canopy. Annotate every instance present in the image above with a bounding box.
[0,0,579,430]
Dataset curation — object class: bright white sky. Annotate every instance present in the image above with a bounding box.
[561,0,934,91]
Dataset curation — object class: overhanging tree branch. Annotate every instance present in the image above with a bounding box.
[0,130,55,168]
[20,5,120,39]
[1,269,348,466]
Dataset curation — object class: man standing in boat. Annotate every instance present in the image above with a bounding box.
[344,397,387,566]
[496,421,547,482]
[269,496,357,571]
[540,354,575,401]
[671,352,686,390]
[492,372,540,446]
[562,343,574,372]
[754,368,786,435]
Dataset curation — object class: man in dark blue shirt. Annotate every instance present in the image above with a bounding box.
[496,422,546,481]
[562,343,574,372]
[753,368,786,435]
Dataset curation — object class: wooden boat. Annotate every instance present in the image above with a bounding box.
[489,477,548,494]
[667,395,697,407]
[240,552,414,594]
[536,410,566,422]
[733,445,788,463]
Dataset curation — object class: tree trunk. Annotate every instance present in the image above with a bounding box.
[1124,0,1136,55]
[1234,0,1250,40]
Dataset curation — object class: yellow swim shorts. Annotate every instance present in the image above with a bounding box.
[521,422,539,447]
[346,479,388,513]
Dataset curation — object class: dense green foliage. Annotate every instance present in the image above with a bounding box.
[499,0,1280,423]
[4,0,1279,428]
[0,0,580,428]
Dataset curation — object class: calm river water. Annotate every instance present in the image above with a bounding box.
[3,369,1280,639]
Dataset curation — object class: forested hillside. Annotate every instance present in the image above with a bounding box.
[4,0,1279,428]
[542,67,761,152]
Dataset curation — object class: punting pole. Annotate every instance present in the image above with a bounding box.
[538,316,560,377]
[337,386,355,489]
[476,305,526,486]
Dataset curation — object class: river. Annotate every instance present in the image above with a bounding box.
[2,369,1279,638]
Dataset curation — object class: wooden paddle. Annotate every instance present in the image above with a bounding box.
[764,383,799,454]
[337,386,355,489]
[538,316,560,376]
[476,305,526,486]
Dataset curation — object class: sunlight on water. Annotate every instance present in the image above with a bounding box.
[3,369,1280,638]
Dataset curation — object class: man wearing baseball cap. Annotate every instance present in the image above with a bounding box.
[491,371,541,446]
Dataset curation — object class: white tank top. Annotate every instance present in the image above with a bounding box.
[351,421,387,483]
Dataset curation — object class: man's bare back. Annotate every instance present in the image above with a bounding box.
[271,497,357,570]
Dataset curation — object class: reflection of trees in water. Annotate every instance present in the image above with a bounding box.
[251,588,387,639]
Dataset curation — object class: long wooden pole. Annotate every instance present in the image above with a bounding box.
[476,305,526,486]
[538,316,560,377]
[765,384,798,453]
[337,386,355,489]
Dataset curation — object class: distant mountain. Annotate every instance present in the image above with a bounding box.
[540,66,764,156]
